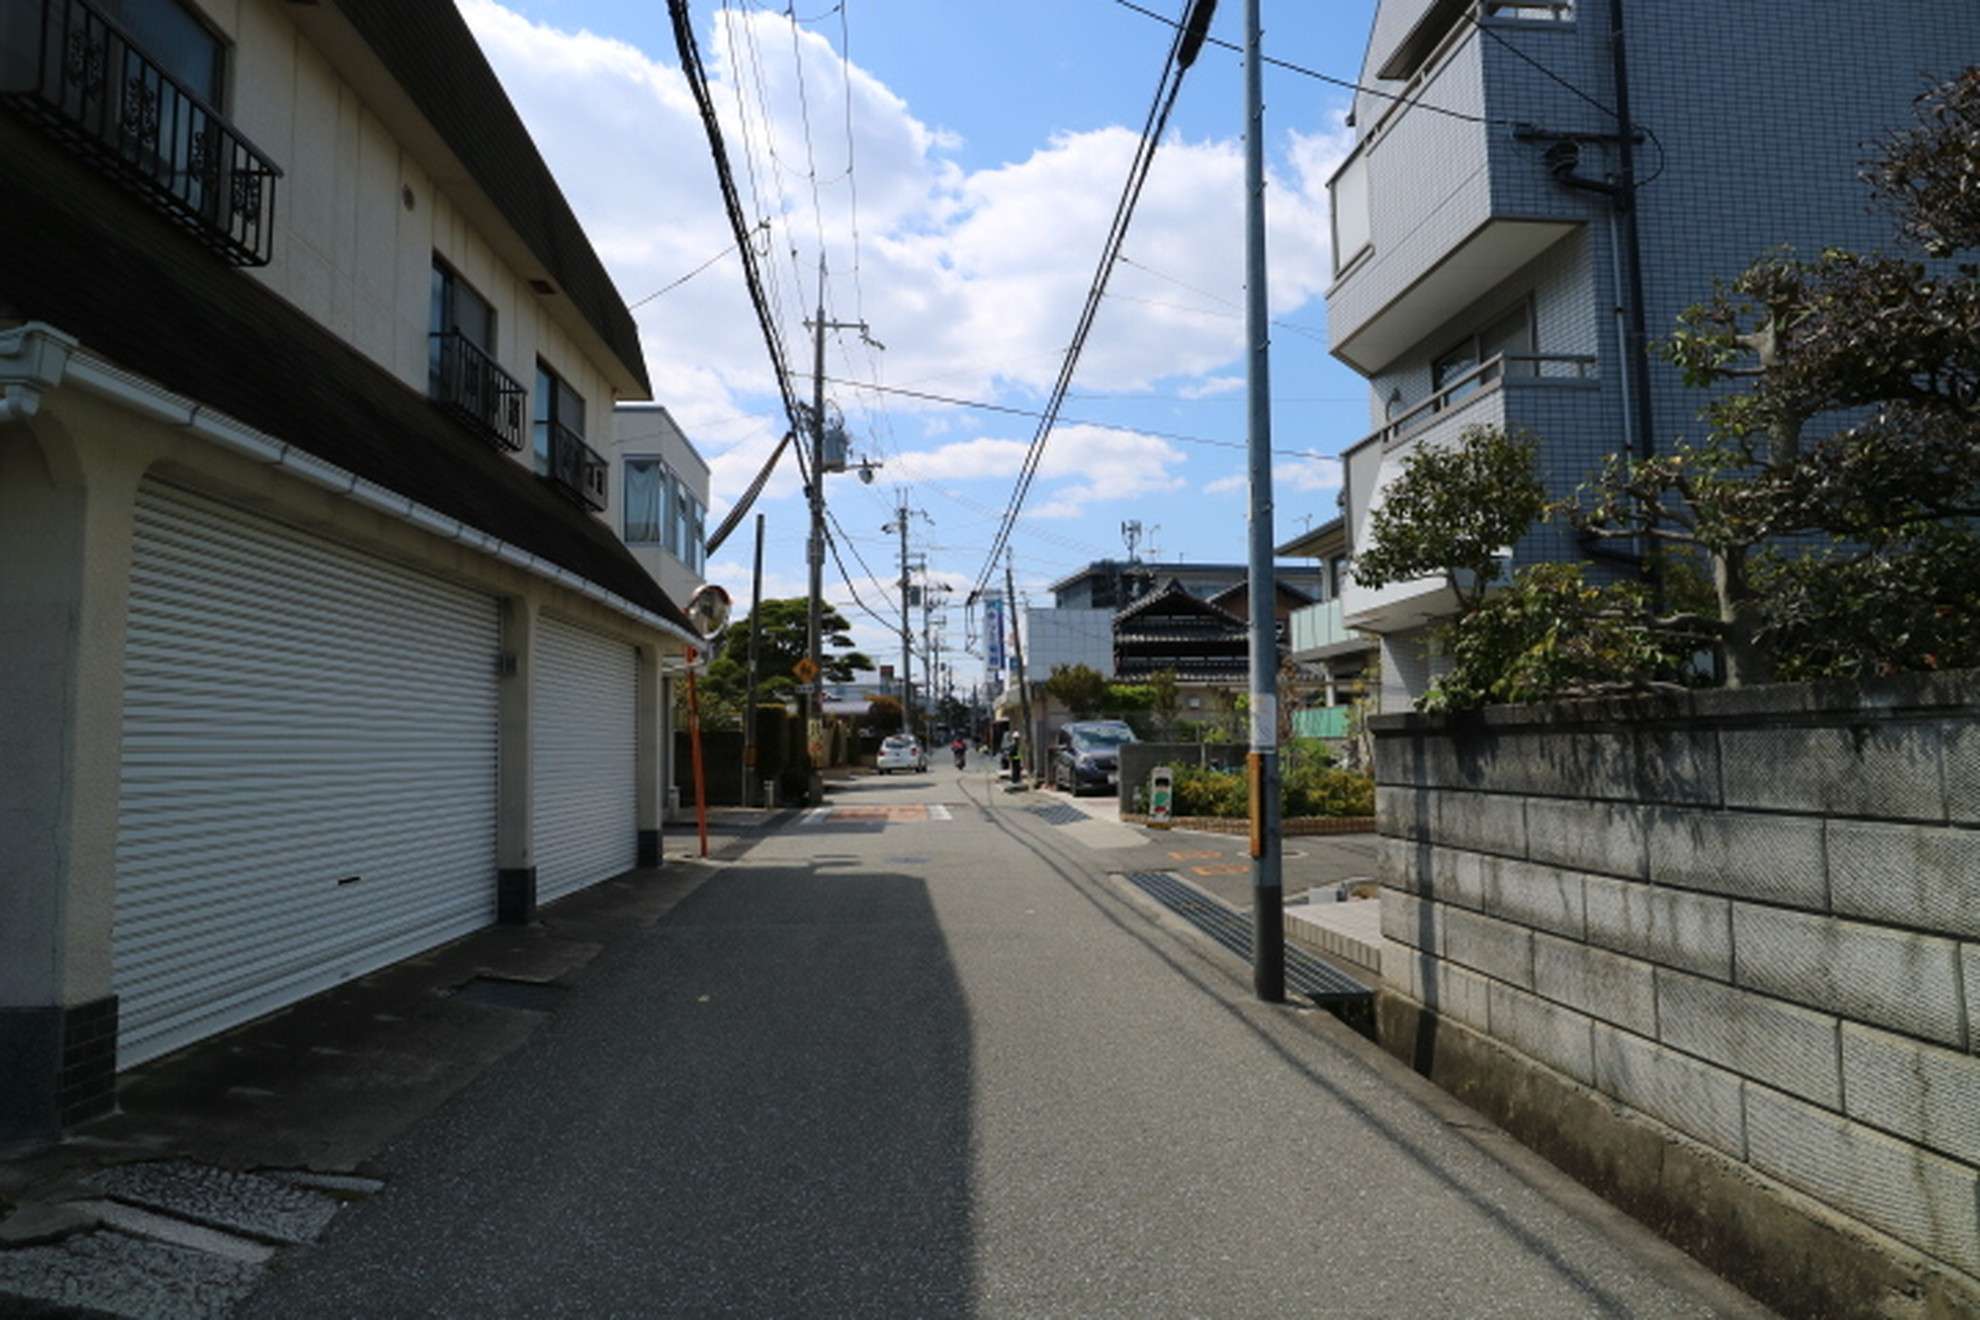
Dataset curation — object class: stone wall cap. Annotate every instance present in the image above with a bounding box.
[1368,667,1980,735]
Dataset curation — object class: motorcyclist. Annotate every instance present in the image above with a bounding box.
[950,735,967,769]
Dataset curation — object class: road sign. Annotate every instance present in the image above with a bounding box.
[793,656,820,683]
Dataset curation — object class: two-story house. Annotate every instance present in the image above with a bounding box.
[0,0,700,1144]
[1327,0,1980,708]
[610,401,709,815]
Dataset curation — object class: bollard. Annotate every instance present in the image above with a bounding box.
[1148,765,1173,830]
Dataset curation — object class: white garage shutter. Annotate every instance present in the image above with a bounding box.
[532,616,638,902]
[115,481,500,1067]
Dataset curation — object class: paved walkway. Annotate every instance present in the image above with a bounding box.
[231,761,1763,1317]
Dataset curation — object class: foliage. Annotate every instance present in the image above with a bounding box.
[1102,682,1155,712]
[1146,668,1181,736]
[686,598,873,731]
[1043,663,1109,718]
[1419,563,1711,711]
[1754,525,1980,681]
[861,695,905,734]
[1353,426,1547,613]
[1571,68,1980,686]
[1167,754,1373,820]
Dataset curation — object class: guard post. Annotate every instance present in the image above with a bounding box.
[1148,765,1173,829]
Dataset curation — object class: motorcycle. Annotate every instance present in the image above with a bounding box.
[951,744,967,770]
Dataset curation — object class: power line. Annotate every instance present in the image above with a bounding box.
[626,228,760,310]
[968,0,1219,601]
[815,375,1336,461]
[1108,0,1494,123]
[1456,7,1667,185]
[1102,290,1329,343]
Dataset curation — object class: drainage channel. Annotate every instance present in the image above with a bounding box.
[1122,871,1373,1005]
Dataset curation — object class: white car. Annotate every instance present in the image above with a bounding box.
[876,735,927,774]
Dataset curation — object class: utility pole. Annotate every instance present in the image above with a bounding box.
[741,513,765,807]
[1243,0,1284,1003]
[885,495,915,735]
[1005,551,1034,788]
[804,254,884,779]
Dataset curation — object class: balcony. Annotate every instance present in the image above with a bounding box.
[1,0,281,266]
[1326,3,1585,373]
[546,421,608,513]
[1340,352,1599,633]
[430,331,526,453]
[1288,600,1373,661]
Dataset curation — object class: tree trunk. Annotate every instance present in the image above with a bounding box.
[1715,544,1772,687]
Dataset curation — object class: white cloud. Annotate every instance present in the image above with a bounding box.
[880,423,1186,519]
[457,1,1352,515]
[1204,472,1247,495]
[1177,375,1245,400]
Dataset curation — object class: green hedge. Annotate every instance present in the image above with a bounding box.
[1168,754,1374,819]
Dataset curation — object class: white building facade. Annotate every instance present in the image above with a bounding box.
[0,0,695,1143]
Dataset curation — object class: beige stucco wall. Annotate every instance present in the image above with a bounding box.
[179,0,624,516]
[2,380,680,1015]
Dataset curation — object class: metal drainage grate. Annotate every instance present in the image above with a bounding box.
[1025,803,1091,826]
[1123,871,1372,1004]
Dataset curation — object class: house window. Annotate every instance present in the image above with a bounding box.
[428,259,496,395]
[1433,300,1534,402]
[531,361,584,474]
[1330,150,1371,275]
[1330,554,1348,599]
[623,458,667,544]
[105,0,225,104]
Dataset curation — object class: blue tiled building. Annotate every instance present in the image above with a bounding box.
[1329,0,1980,707]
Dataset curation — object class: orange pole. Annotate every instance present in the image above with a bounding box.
[687,654,710,859]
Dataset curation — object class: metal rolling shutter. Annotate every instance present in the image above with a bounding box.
[115,480,500,1067]
[532,616,638,902]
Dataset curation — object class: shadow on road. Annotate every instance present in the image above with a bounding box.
[245,863,975,1317]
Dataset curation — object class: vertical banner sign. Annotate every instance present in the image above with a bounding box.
[1150,765,1173,827]
[984,593,1006,677]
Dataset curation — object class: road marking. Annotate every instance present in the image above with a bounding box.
[929,804,953,821]
[1169,849,1221,861]
[1191,863,1250,877]
[802,807,831,824]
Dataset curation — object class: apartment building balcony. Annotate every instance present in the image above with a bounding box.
[1287,599,1374,663]
[0,0,280,266]
[1325,1,1581,374]
[1340,351,1598,633]
[430,331,526,453]
[546,421,609,513]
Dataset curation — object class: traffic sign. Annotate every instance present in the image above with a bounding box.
[793,656,820,683]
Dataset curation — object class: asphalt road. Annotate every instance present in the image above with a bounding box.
[243,760,1768,1318]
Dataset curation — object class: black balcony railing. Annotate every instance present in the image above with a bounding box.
[547,421,608,513]
[1,0,281,266]
[430,331,526,452]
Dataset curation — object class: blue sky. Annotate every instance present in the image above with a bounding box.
[468,0,1382,681]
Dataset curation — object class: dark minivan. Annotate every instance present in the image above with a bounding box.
[1049,720,1137,795]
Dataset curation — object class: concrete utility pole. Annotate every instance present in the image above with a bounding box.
[885,495,915,735]
[1006,551,1034,787]
[1243,0,1284,1002]
[741,513,765,806]
[804,254,882,775]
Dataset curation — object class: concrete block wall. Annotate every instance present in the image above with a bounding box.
[1372,672,1980,1283]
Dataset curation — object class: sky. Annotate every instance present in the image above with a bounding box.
[460,0,1383,688]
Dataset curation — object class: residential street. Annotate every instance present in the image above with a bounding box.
[235,763,1764,1319]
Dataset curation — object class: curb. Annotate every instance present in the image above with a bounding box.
[1283,904,1382,972]
[1119,813,1376,836]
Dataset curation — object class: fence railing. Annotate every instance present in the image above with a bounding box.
[430,331,526,453]
[1,0,281,265]
[547,421,608,513]
[1480,1,1574,20]
[1373,352,1597,453]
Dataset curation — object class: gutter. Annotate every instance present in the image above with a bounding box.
[0,322,700,650]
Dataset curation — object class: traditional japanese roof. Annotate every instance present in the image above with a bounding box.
[0,119,691,634]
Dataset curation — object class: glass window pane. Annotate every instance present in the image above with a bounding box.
[624,460,663,543]
[532,364,552,472]
[1483,303,1533,374]
[111,0,223,104]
